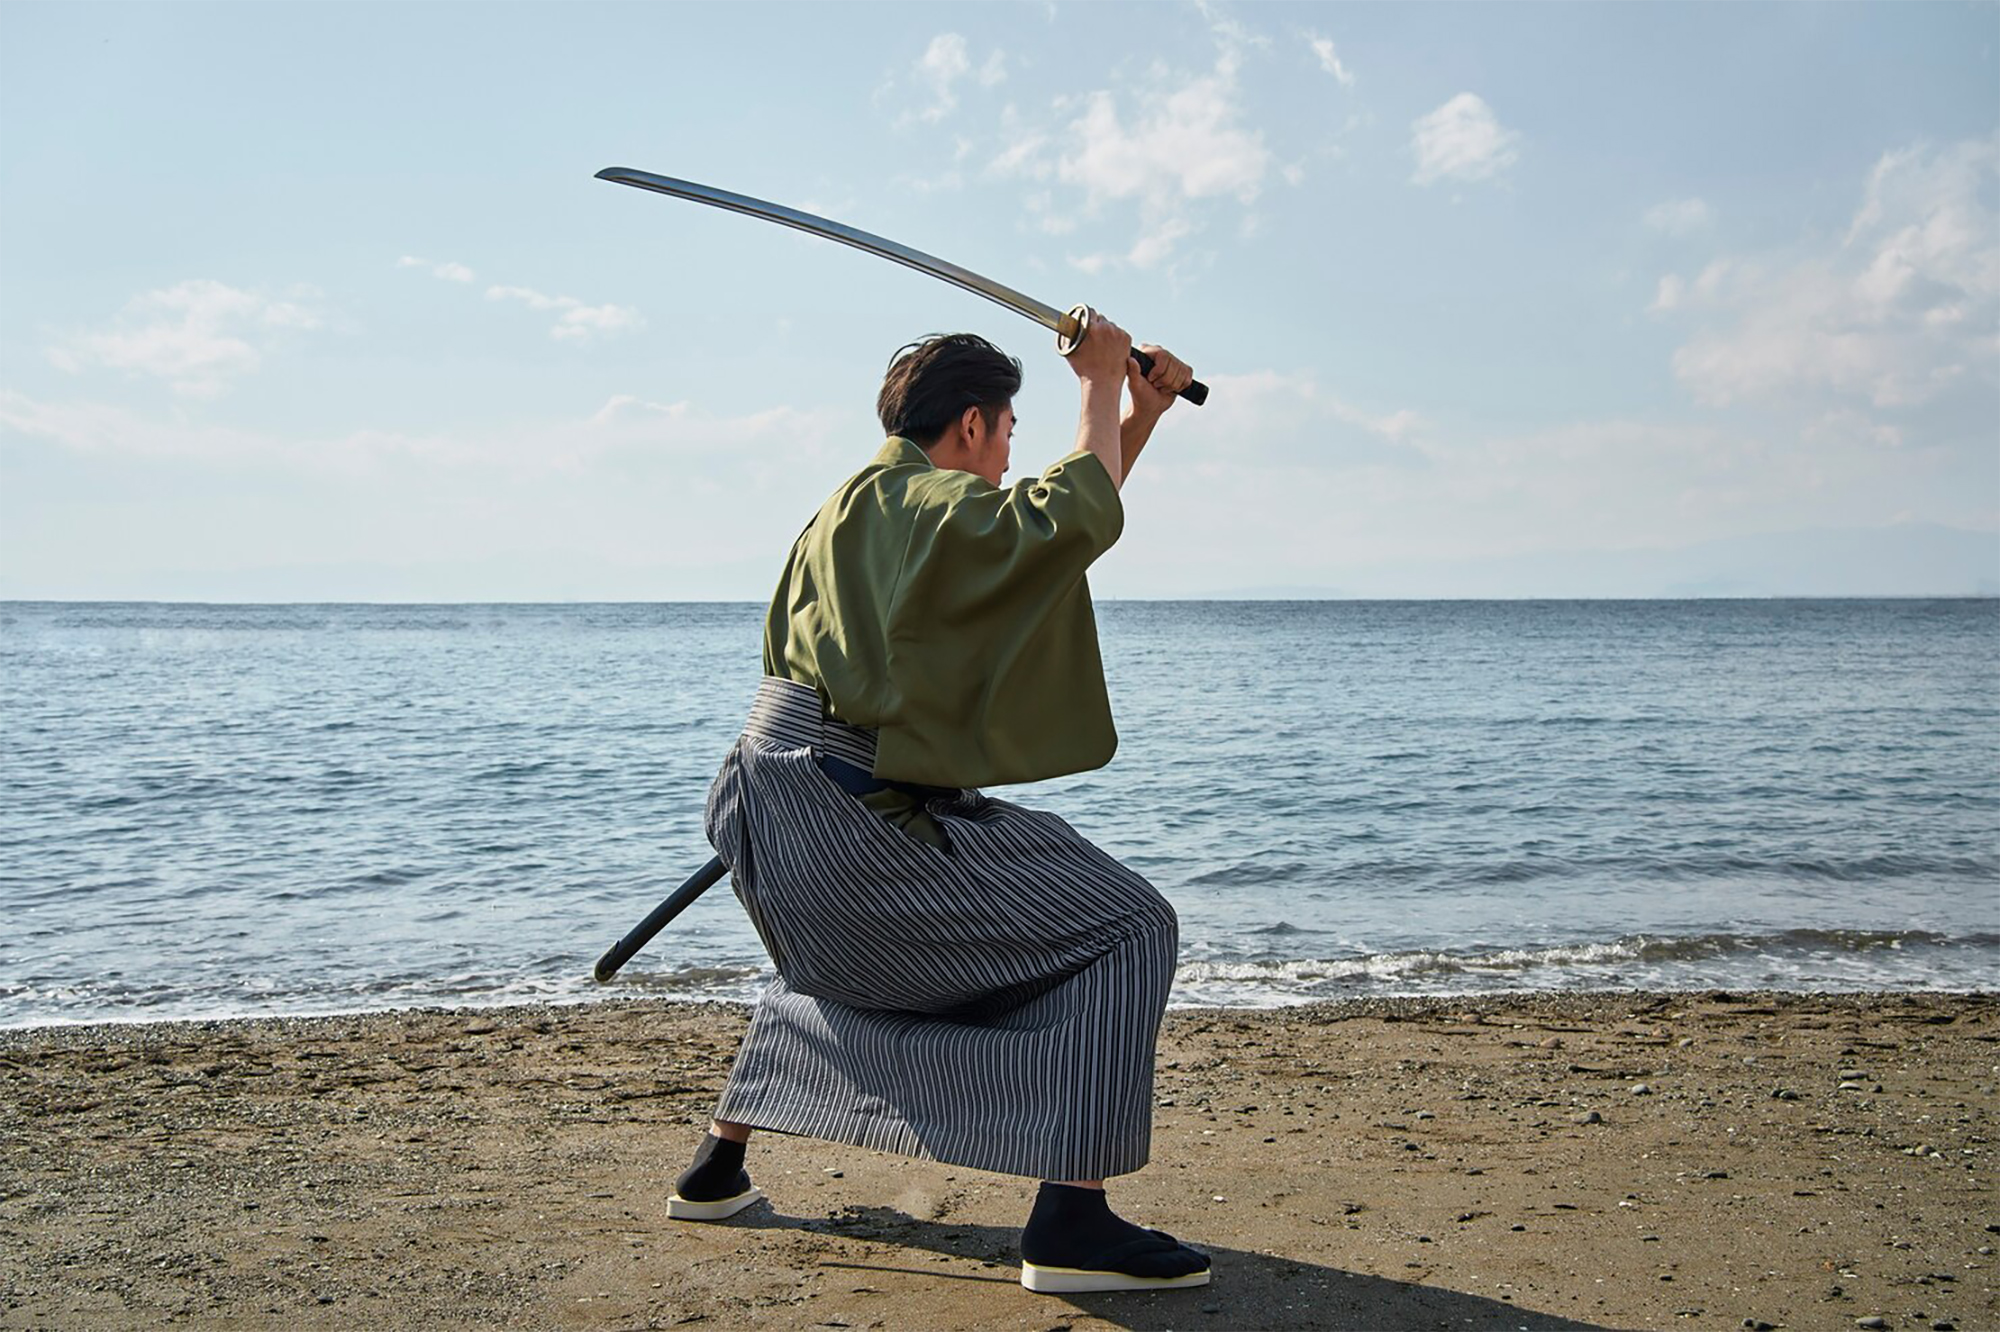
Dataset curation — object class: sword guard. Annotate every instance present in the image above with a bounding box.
[1056,304,1093,357]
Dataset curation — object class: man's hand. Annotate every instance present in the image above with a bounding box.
[1125,344,1192,420]
[1066,312,1134,387]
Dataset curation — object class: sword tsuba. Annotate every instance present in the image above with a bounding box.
[1055,304,1092,357]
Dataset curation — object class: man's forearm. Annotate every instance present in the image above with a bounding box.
[1075,379,1126,490]
[1119,407,1166,481]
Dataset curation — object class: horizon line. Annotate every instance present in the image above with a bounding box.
[5,594,1997,607]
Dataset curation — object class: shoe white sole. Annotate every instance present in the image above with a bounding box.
[1019,1261,1212,1293]
[666,1186,763,1221]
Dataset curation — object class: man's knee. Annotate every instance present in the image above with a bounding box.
[1127,881,1179,982]
[1131,872,1178,942]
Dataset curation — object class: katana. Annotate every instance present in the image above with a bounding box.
[594,166,1209,406]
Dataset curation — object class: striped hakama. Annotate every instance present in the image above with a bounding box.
[704,676,1179,1182]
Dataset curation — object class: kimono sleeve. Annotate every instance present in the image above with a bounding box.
[872,450,1125,787]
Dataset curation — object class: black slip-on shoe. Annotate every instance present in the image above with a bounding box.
[666,1167,763,1221]
[1020,1236,1212,1293]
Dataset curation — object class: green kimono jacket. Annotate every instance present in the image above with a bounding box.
[763,436,1125,844]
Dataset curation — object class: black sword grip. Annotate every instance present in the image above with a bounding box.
[1130,347,1210,407]
[592,854,729,983]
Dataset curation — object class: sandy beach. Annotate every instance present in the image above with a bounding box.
[2,991,1993,1330]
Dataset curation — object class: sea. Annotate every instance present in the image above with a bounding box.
[1,599,1995,1029]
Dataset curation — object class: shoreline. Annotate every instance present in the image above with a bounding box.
[7,984,1995,1040]
[4,991,1994,1329]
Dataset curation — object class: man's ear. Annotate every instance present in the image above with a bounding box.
[960,404,985,443]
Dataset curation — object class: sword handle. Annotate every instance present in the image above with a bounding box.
[1134,347,1209,407]
[1059,304,1209,407]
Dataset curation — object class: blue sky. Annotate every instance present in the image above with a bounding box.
[2,1,1995,599]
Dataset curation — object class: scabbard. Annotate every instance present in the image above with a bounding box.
[592,854,728,982]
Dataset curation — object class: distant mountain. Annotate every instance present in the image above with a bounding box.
[1189,523,2000,600]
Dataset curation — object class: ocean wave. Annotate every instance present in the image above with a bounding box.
[1169,928,2000,1005]
[614,963,767,994]
[1230,851,2000,889]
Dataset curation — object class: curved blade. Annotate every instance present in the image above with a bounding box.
[594,166,1077,339]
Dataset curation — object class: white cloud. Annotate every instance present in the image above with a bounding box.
[1021,190,1075,235]
[399,255,476,282]
[910,33,1004,124]
[1410,93,1520,186]
[590,394,687,426]
[1307,33,1354,88]
[1644,198,1714,236]
[1111,365,1982,596]
[1655,134,1999,415]
[1194,0,1269,56]
[1058,81,1267,207]
[916,34,970,121]
[1649,264,1730,313]
[1802,406,1905,452]
[46,279,320,398]
[0,387,839,484]
[993,41,1269,271]
[552,304,646,341]
[1846,137,2000,303]
[1122,217,1194,270]
[485,285,566,311]
[402,258,643,341]
[895,168,965,195]
[1159,369,1423,466]
[485,285,645,342]
[0,389,866,599]
[992,117,1047,177]
[2,388,264,459]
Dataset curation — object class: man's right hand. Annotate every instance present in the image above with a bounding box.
[1066,312,1134,388]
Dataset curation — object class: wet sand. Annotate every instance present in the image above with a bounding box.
[2,991,1994,1331]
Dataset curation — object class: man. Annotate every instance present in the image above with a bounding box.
[672,312,1208,1293]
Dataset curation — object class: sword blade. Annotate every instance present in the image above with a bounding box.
[595,166,1077,339]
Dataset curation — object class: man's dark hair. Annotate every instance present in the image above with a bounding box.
[877,334,1023,446]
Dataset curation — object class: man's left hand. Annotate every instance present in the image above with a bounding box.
[1126,345,1193,419]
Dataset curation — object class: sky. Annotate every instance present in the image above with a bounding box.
[1,1,1996,600]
